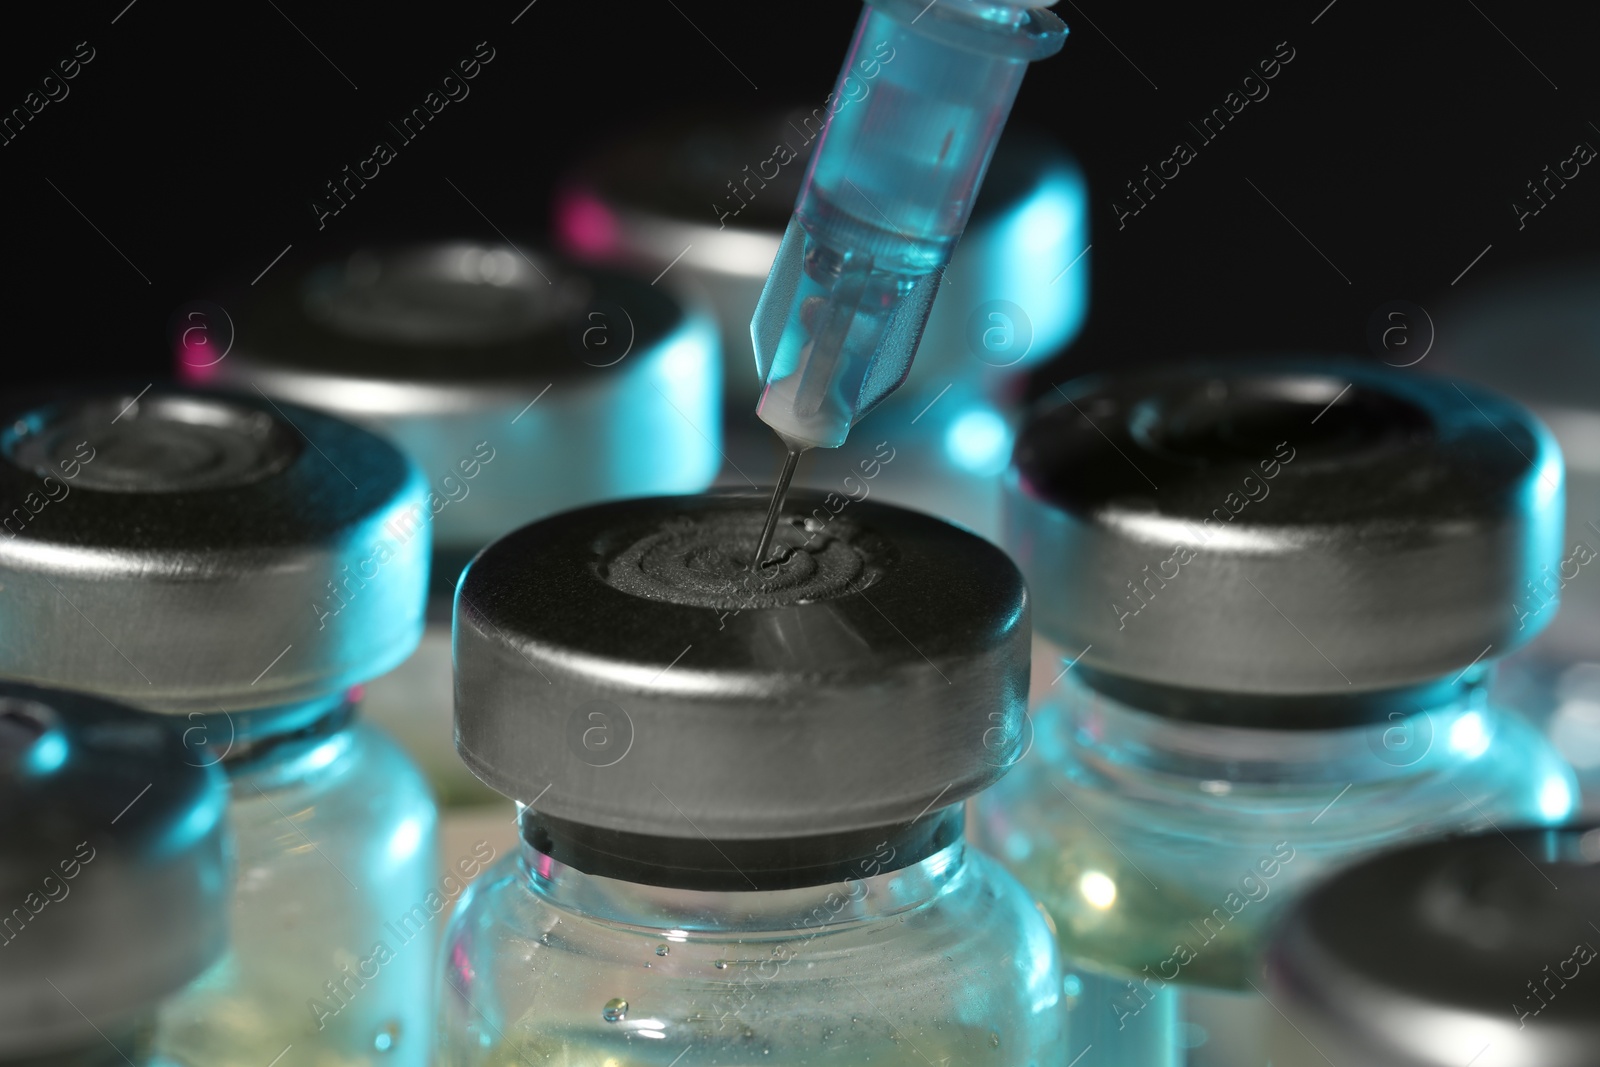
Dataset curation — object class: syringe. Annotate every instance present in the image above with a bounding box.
[749,0,1067,568]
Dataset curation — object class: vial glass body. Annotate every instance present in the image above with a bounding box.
[154,702,439,1067]
[970,644,1578,1067]
[1489,649,1600,819]
[18,1017,168,1067]
[436,831,1063,1066]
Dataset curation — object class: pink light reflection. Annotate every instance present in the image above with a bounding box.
[555,187,619,259]
[175,338,219,383]
[449,939,475,988]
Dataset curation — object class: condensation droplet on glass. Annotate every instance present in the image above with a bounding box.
[989,1030,1001,1048]
[602,997,628,1023]
[655,943,670,956]
[714,958,729,969]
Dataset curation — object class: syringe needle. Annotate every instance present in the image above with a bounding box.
[752,448,802,571]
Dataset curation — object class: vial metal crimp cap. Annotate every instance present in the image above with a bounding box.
[1007,357,1565,707]
[0,388,430,715]
[454,492,1031,890]
[201,242,722,556]
[0,681,228,1058]
[1265,824,1600,1067]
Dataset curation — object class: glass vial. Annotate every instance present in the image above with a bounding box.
[189,241,723,810]
[440,492,1064,1064]
[559,103,1088,541]
[0,681,228,1067]
[1435,261,1600,817]
[970,358,1579,1066]
[0,390,440,1067]
[1266,824,1600,1066]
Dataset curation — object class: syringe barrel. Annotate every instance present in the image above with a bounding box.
[752,0,1066,450]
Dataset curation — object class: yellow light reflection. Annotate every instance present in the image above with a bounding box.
[1079,869,1117,910]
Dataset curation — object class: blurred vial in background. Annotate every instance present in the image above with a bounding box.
[1266,824,1600,1066]
[1,681,228,1067]
[1435,262,1600,817]
[557,109,1088,539]
[969,359,1578,1066]
[0,390,439,1067]
[440,493,1062,1064]
[185,243,722,819]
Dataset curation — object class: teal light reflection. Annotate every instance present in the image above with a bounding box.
[945,407,1012,475]
[29,731,68,775]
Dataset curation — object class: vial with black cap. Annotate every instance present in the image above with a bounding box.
[557,109,1089,540]
[1,681,227,1067]
[0,389,438,1066]
[1435,262,1600,816]
[969,359,1579,1066]
[1265,824,1600,1066]
[441,493,1063,1064]
[189,242,722,810]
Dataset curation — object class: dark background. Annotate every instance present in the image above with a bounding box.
[2,0,1597,391]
